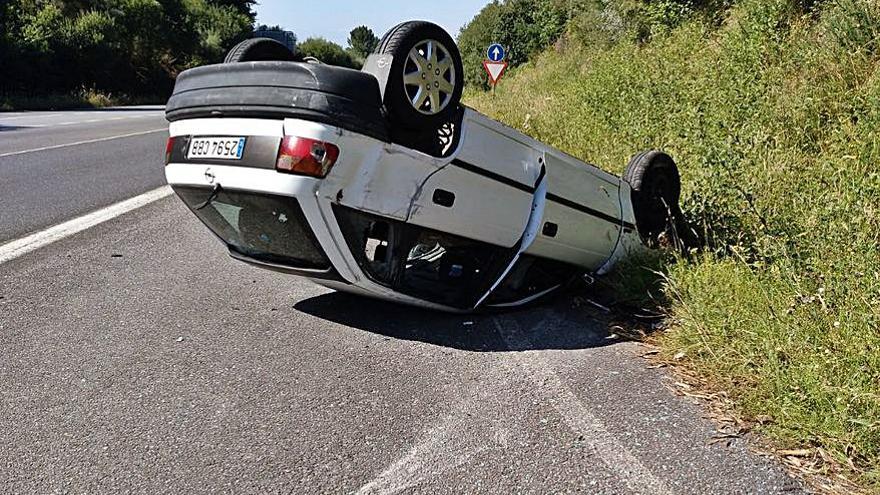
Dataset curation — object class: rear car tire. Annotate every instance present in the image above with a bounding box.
[623,151,682,247]
[374,21,464,130]
[224,38,296,63]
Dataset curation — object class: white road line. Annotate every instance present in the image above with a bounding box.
[1,113,161,125]
[0,186,172,265]
[357,407,507,495]
[0,113,62,121]
[356,372,512,495]
[0,128,166,158]
[35,114,160,127]
[357,317,673,494]
[492,316,675,495]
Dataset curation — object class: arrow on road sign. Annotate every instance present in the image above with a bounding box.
[483,60,509,86]
[487,43,506,62]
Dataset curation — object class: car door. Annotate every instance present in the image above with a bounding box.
[407,110,541,249]
[524,150,623,269]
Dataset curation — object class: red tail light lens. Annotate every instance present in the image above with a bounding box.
[276,136,340,178]
[165,137,176,165]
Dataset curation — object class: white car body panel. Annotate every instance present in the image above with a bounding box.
[409,164,533,248]
[454,113,543,186]
[165,108,644,311]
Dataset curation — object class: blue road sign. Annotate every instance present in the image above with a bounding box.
[487,43,506,62]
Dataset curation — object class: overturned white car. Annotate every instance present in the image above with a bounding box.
[164,21,682,312]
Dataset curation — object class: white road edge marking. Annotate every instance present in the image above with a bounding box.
[0,128,167,158]
[356,317,674,495]
[492,316,675,495]
[0,186,172,265]
[356,399,508,495]
[355,371,514,495]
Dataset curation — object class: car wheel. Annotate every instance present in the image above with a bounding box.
[623,150,682,247]
[224,38,296,63]
[374,21,464,130]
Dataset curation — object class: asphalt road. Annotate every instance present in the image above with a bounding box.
[0,109,805,493]
[0,107,167,242]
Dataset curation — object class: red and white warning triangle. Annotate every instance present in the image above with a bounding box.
[483,60,509,85]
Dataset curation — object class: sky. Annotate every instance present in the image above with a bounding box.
[253,0,489,47]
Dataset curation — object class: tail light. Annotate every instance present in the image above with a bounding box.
[165,137,176,165]
[276,136,340,178]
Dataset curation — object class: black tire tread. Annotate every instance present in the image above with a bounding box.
[223,39,251,63]
[375,21,409,54]
[372,21,464,130]
[379,21,435,56]
[623,150,679,198]
[622,150,682,245]
[622,150,653,191]
[224,38,296,64]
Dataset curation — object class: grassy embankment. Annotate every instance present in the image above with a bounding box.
[466,0,880,489]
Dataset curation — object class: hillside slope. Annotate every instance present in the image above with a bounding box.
[466,0,880,490]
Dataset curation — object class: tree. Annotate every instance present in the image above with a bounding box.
[211,0,258,20]
[0,0,256,98]
[298,37,358,68]
[347,25,378,59]
[458,0,568,87]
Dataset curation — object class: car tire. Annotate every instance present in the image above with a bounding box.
[375,21,408,54]
[166,62,389,141]
[374,21,464,130]
[224,38,297,63]
[623,150,682,246]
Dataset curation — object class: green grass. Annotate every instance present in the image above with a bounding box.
[466,0,880,489]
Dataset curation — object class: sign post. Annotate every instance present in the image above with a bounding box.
[483,43,508,94]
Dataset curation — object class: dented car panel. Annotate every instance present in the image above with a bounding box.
[165,108,648,312]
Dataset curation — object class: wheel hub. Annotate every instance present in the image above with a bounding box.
[403,39,456,115]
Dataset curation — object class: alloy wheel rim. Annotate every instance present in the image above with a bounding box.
[403,39,456,115]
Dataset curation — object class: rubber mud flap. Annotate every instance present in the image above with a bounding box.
[166,61,389,142]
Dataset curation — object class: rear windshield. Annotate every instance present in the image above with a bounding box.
[173,186,330,270]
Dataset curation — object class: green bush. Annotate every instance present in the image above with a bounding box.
[467,0,880,488]
[189,1,254,65]
[0,0,255,100]
[821,0,880,55]
[298,37,359,69]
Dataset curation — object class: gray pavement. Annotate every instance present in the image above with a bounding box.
[0,106,166,156]
[0,109,806,494]
[0,107,167,241]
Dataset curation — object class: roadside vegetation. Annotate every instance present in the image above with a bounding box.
[0,2,379,109]
[297,37,359,69]
[0,0,256,105]
[458,0,570,87]
[465,0,880,490]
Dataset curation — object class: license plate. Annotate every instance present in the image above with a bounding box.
[187,137,246,160]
